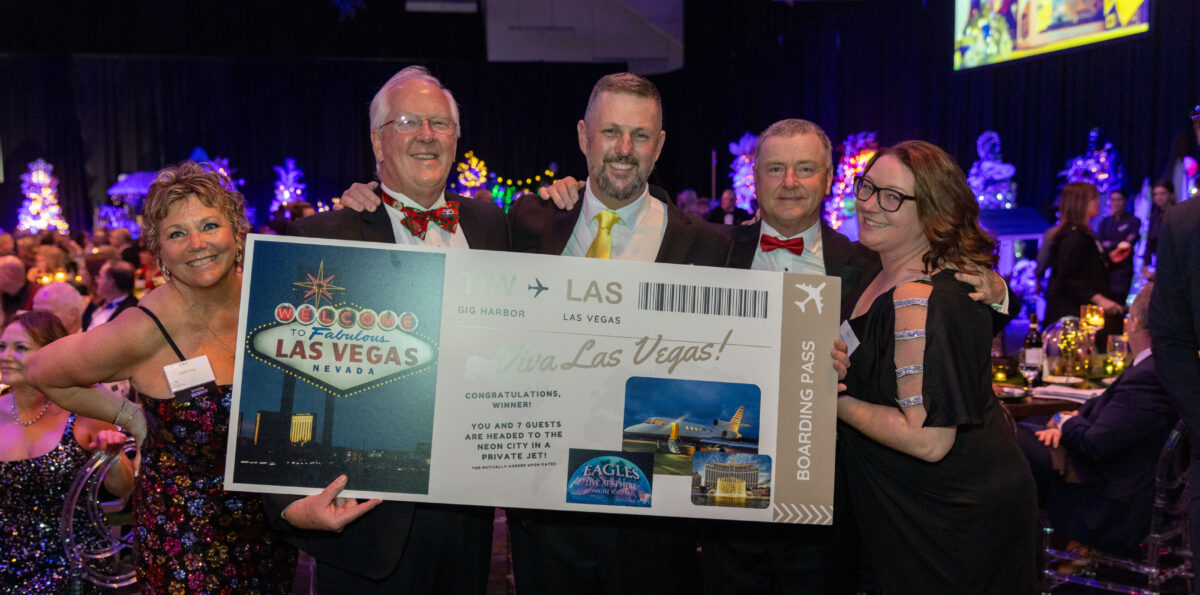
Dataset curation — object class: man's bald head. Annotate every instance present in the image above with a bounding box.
[0,255,26,295]
[32,282,85,334]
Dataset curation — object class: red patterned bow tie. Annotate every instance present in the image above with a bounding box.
[381,193,461,239]
[760,234,805,256]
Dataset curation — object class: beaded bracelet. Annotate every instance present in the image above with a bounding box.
[113,400,128,427]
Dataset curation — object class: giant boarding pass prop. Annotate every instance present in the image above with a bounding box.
[226,235,839,524]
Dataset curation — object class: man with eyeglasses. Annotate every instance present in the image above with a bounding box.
[706,119,1015,593]
[265,65,504,594]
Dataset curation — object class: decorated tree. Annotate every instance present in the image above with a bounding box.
[824,132,878,239]
[271,158,307,213]
[18,159,69,233]
[728,132,757,211]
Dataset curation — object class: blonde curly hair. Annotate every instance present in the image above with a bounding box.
[141,161,250,258]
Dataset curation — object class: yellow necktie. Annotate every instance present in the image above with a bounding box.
[586,211,621,259]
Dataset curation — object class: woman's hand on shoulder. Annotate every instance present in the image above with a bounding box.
[954,265,1007,305]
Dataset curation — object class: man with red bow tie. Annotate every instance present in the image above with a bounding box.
[267,65,504,594]
[707,119,1019,593]
[723,119,880,317]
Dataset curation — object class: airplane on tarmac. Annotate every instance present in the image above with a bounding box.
[622,406,755,454]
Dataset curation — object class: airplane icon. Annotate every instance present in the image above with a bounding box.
[528,278,549,297]
[793,282,826,314]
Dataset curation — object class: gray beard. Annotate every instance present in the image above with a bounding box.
[593,163,651,204]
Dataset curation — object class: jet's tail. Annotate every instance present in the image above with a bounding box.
[728,406,745,434]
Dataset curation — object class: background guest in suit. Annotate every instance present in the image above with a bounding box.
[1097,188,1140,306]
[1149,103,1200,592]
[1146,180,1178,269]
[82,260,137,331]
[275,65,500,594]
[707,188,752,225]
[108,228,140,272]
[1019,283,1177,553]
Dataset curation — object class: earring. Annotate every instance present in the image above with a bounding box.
[157,257,171,283]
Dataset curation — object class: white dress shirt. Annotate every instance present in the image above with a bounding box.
[562,181,666,260]
[86,293,130,331]
[752,220,825,274]
[380,183,470,249]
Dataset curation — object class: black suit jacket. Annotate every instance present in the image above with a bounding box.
[507,189,731,266]
[1149,197,1200,433]
[266,195,507,582]
[726,221,1018,333]
[81,294,138,330]
[1060,355,1177,503]
[724,220,880,319]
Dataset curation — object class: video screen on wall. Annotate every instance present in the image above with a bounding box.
[954,0,1150,71]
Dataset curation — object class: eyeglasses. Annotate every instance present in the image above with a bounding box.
[379,114,455,135]
[852,176,917,212]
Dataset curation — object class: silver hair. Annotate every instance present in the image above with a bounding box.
[369,65,461,138]
[753,119,833,172]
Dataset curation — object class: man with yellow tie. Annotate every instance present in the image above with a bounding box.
[504,72,730,595]
[507,72,731,267]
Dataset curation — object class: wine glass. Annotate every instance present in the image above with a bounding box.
[1107,334,1130,373]
[1019,348,1043,397]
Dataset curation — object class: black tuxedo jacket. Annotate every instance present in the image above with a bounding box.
[1060,355,1177,503]
[507,189,731,267]
[266,194,507,583]
[726,221,1018,333]
[287,194,509,250]
[81,294,138,330]
[1149,198,1200,439]
[724,220,879,319]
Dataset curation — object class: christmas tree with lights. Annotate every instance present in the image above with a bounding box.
[19,159,69,233]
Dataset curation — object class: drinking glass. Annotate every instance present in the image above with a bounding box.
[1019,348,1043,396]
[1107,334,1130,372]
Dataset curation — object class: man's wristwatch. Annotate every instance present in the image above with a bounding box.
[1051,412,1072,429]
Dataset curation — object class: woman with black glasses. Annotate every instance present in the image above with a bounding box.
[836,141,1037,593]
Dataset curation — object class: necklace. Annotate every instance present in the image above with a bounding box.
[11,396,52,427]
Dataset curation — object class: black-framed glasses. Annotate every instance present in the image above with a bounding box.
[852,176,917,212]
[379,114,456,135]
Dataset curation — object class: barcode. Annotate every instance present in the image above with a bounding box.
[637,282,769,318]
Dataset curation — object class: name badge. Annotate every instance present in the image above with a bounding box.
[839,320,860,357]
[163,355,218,403]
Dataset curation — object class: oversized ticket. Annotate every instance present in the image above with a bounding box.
[226,235,839,524]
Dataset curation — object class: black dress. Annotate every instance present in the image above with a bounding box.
[839,271,1037,594]
[1044,224,1109,325]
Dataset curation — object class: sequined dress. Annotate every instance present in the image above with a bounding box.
[0,413,95,594]
[133,306,295,593]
